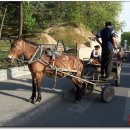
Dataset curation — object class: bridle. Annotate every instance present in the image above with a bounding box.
[9,40,44,64]
[19,45,45,64]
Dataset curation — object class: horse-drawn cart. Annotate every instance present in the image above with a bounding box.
[53,65,115,103]
[81,52,122,103]
[7,38,119,104]
[81,59,114,103]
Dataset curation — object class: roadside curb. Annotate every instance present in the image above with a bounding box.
[0,66,30,81]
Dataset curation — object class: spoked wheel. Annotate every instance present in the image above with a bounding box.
[101,85,115,103]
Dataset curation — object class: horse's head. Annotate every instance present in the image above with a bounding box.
[7,38,25,62]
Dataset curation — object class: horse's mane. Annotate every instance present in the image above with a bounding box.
[22,39,47,52]
[15,37,39,46]
[23,39,40,46]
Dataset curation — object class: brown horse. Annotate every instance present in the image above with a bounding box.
[7,38,84,104]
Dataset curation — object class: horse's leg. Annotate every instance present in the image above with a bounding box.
[74,83,83,103]
[72,71,83,103]
[27,65,36,104]
[35,72,43,102]
[28,76,36,104]
[74,83,82,102]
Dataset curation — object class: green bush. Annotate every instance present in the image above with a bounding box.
[0,43,23,69]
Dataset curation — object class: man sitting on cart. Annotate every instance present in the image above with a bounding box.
[90,45,101,65]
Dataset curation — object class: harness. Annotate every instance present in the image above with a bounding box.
[16,44,80,88]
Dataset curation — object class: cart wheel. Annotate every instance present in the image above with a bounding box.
[101,85,115,103]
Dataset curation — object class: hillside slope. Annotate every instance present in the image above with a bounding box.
[26,23,100,60]
[26,23,95,46]
[44,23,94,45]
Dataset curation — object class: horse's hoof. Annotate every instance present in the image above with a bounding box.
[36,98,41,102]
[27,98,35,104]
[33,99,41,105]
[34,101,40,105]
[31,100,35,104]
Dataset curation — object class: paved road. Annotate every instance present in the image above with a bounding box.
[0,74,74,126]
[23,63,130,127]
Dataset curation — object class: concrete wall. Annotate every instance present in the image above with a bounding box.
[0,66,31,81]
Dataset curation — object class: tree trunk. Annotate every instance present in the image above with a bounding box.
[0,6,7,38]
[19,1,23,38]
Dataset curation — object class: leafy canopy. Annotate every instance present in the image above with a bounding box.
[0,1,123,35]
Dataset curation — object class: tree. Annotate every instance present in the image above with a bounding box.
[121,32,130,47]
[23,2,36,32]
[83,1,122,33]
[0,5,7,38]
[30,1,46,28]
[0,1,123,36]
[0,2,20,36]
[19,1,23,37]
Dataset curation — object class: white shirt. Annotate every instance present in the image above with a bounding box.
[92,49,101,58]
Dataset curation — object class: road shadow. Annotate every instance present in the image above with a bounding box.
[0,90,28,102]
[7,77,32,84]
[0,77,74,102]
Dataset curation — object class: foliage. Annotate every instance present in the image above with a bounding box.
[0,1,123,35]
[23,2,36,32]
[83,1,122,33]
[0,2,19,35]
[0,1,124,69]
[0,43,19,69]
[121,32,130,46]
